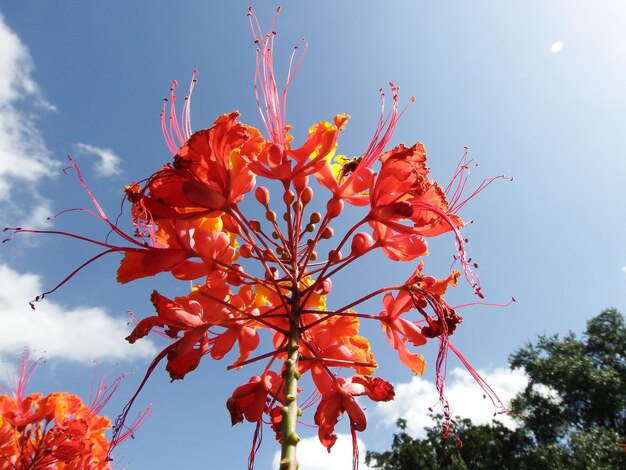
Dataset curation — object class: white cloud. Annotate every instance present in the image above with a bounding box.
[272,434,373,470]
[621,266,626,278]
[74,142,122,177]
[551,41,564,53]
[0,12,58,228]
[372,367,527,438]
[0,263,156,363]
[532,383,561,403]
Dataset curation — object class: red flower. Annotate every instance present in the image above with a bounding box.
[227,372,283,424]
[314,375,394,452]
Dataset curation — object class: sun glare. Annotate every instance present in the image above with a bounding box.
[551,41,564,53]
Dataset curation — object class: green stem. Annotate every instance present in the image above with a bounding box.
[279,295,301,470]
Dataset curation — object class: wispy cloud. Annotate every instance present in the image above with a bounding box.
[74,142,123,177]
[272,434,373,470]
[0,263,157,363]
[621,266,626,278]
[372,367,528,438]
[0,11,58,228]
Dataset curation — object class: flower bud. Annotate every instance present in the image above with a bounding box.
[310,212,322,224]
[239,244,253,258]
[320,227,334,239]
[327,198,344,218]
[328,249,342,263]
[301,186,313,205]
[265,210,277,222]
[314,278,332,295]
[255,186,270,205]
[350,232,374,257]
[283,190,295,205]
[265,266,279,281]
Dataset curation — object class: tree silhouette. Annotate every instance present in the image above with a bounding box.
[366,309,626,469]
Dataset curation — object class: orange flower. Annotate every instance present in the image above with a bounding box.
[380,290,428,375]
[0,353,147,470]
[127,286,262,380]
[299,314,377,379]
[131,112,261,222]
[368,141,463,238]
[117,218,235,283]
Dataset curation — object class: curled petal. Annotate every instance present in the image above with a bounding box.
[352,376,395,402]
[226,372,282,425]
[166,332,209,380]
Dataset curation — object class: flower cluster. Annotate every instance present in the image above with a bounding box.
[4,8,509,469]
[0,353,148,470]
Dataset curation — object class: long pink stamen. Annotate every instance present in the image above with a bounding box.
[451,173,512,213]
[360,84,413,168]
[161,100,179,155]
[281,38,307,127]
[161,71,198,155]
[248,7,305,147]
[411,201,482,296]
[445,147,472,196]
[448,343,508,414]
[0,350,42,403]
[454,297,516,309]
[181,70,198,140]
[109,342,177,458]
[248,420,263,470]
[445,148,512,213]
[110,404,151,447]
[338,85,414,201]
[299,389,322,410]
[169,82,186,146]
[89,366,151,450]
[65,157,146,247]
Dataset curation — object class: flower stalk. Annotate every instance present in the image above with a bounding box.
[280,289,302,469]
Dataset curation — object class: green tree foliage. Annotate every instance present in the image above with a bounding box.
[365,309,626,469]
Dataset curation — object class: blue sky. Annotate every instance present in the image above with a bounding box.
[1,1,626,469]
